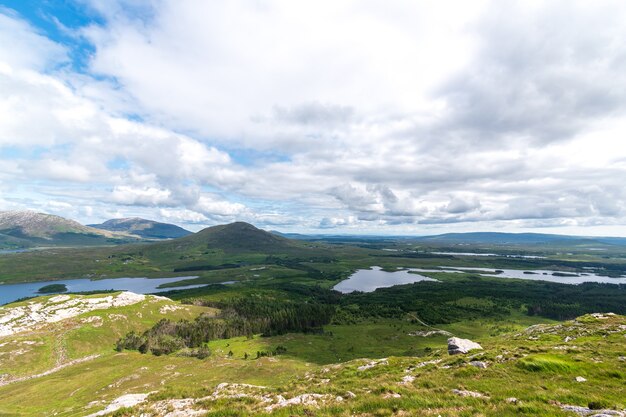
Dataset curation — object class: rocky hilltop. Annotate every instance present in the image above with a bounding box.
[0,211,133,248]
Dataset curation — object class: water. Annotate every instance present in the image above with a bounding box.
[333,266,438,293]
[0,276,211,306]
[430,252,546,259]
[0,249,31,254]
[434,266,626,285]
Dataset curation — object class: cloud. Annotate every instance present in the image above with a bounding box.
[111,185,173,206]
[0,10,67,71]
[3,2,626,234]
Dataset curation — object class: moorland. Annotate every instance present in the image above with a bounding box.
[1,217,626,416]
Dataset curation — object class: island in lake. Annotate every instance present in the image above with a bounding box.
[37,284,68,294]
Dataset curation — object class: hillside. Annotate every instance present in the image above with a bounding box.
[0,211,136,248]
[0,289,624,416]
[0,221,341,283]
[149,221,297,254]
[89,217,192,239]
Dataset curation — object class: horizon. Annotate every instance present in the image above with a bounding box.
[5,209,626,239]
[2,1,626,236]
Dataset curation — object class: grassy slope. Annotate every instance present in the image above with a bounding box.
[2,289,625,417]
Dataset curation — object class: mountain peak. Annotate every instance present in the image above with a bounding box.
[0,210,124,246]
[178,221,291,252]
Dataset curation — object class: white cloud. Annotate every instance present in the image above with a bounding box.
[111,185,173,206]
[3,2,626,234]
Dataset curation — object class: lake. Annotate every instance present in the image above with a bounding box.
[436,267,626,284]
[333,266,439,293]
[0,276,211,306]
[333,265,626,294]
[429,251,546,259]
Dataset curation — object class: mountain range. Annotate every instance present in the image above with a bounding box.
[3,210,626,251]
[0,211,134,249]
[0,211,191,249]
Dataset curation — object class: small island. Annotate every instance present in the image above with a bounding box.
[37,284,68,294]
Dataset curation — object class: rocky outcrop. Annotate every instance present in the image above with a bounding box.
[0,292,147,337]
[447,337,483,355]
[86,393,151,417]
[561,404,625,416]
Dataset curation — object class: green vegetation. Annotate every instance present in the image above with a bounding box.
[2,223,626,415]
[37,283,67,293]
[116,297,334,355]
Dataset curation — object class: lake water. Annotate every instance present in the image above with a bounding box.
[436,267,626,285]
[333,266,439,293]
[0,276,210,306]
[430,252,546,259]
[333,265,626,294]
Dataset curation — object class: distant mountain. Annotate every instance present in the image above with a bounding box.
[89,217,192,239]
[0,211,134,248]
[414,232,626,247]
[273,230,626,247]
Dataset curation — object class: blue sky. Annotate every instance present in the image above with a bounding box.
[2,0,626,235]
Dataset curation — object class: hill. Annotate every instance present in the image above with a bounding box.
[1,287,624,416]
[89,217,192,239]
[154,221,295,253]
[0,211,136,248]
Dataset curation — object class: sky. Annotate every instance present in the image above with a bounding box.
[1,0,626,235]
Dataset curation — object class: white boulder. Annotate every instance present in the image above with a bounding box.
[447,337,483,355]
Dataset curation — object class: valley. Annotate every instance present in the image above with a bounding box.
[1,217,626,416]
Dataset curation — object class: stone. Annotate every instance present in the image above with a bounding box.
[469,361,489,369]
[451,389,485,398]
[447,337,483,355]
[575,376,587,382]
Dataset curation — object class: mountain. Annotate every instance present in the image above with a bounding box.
[414,232,626,246]
[89,217,192,239]
[158,221,294,253]
[0,211,135,248]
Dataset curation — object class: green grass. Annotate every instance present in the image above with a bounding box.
[517,354,580,373]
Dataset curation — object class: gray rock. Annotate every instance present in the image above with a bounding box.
[448,337,483,355]
[451,389,485,398]
[561,405,625,416]
[469,361,488,369]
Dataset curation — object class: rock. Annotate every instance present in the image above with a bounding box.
[469,361,488,369]
[0,292,147,337]
[382,392,401,399]
[416,359,442,368]
[265,393,329,411]
[357,359,388,371]
[408,330,452,337]
[86,393,150,417]
[506,397,519,404]
[447,337,483,355]
[561,404,626,416]
[401,375,415,384]
[452,389,486,398]
[345,391,357,399]
[575,376,587,382]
